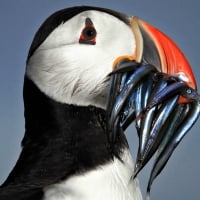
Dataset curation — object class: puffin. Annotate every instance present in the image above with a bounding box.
[0,6,143,200]
[1,5,199,200]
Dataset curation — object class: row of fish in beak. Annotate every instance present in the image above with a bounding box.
[106,58,200,197]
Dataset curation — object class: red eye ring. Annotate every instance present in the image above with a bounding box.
[79,24,97,45]
[79,26,97,44]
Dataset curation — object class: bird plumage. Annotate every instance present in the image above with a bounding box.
[2,78,142,200]
[0,6,142,200]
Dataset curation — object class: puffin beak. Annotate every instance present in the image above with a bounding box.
[106,16,200,195]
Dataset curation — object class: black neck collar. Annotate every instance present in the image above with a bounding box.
[6,77,128,186]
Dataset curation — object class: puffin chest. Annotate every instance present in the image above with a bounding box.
[43,150,142,200]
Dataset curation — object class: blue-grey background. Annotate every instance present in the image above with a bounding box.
[0,0,199,199]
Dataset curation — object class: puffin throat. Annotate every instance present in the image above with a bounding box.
[22,77,128,180]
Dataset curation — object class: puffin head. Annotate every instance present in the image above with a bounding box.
[26,6,136,109]
[26,6,196,109]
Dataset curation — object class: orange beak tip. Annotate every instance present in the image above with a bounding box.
[132,17,197,90]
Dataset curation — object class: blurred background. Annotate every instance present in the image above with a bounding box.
[0,0,199,199]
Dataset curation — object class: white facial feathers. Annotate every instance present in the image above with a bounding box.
[26,10,136,108]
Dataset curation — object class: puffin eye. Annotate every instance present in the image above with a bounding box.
[79,18,97,45]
